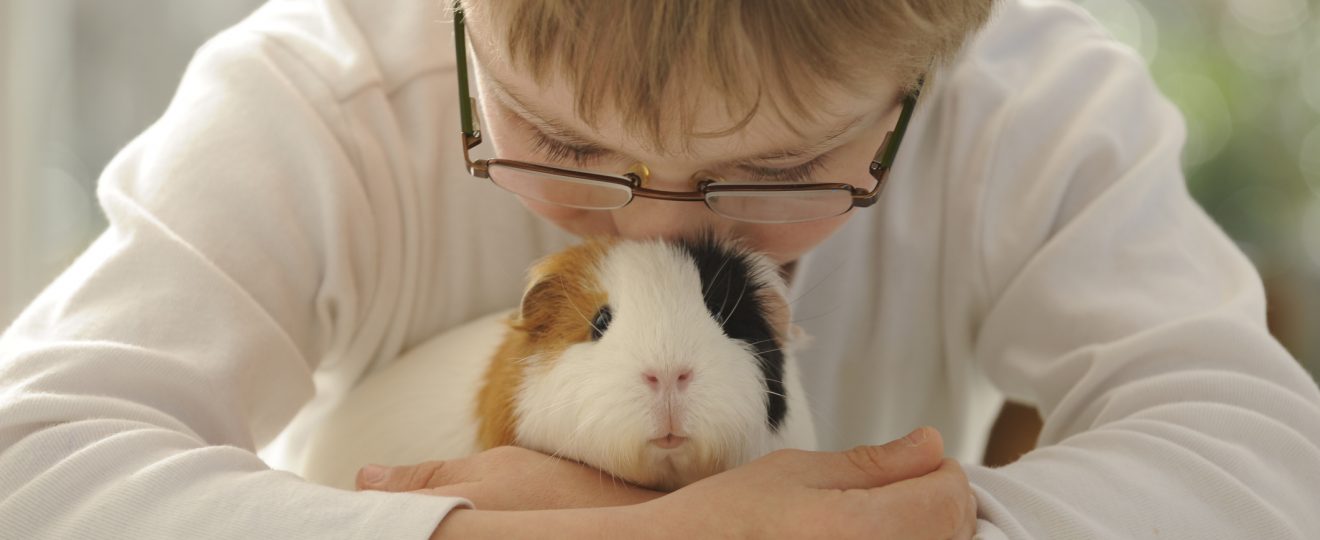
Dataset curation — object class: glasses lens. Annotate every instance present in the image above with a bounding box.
[487,163,633,210]
[705,188,854,224]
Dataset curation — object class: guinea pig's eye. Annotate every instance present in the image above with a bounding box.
[590,305,612,340]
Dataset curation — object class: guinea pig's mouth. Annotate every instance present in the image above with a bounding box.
[648,433,689,449]
[626,434,732,491]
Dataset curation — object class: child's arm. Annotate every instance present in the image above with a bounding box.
[953,3,1320,537]
[0,12,472,539]
[424,428,975,539]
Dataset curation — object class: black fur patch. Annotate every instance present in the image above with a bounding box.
[677,235,787,432]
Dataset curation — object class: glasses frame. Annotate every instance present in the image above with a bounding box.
[451,6,921,217]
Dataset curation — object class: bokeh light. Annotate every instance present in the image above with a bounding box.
[1159,72,1234,168]
[1074,0,1160,62]
[1226,0,1310,36]
[1219,10,1312,77]
[1302,124,1320,199]
[1303,199,1320,270]
[1301,40,1320,114]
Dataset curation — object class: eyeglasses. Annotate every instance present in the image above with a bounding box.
[452,7,921,224]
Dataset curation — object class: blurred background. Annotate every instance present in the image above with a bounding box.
[1,0,1317,379]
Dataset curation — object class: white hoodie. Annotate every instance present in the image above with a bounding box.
[2,0,1318,538]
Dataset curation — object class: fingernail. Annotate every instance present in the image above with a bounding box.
[903,427,928,447]
[360,464,388,485]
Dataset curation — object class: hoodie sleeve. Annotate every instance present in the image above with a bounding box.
[959,6,1320,539]
[0,21,470,540]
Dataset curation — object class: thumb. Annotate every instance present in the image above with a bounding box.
[355,460,455,492]
[802,426,945,490]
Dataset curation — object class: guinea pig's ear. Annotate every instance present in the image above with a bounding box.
[785,322,812,350]
[754,278,812,351]
[515,271,562,340]
[755,287,791,347]
[513,239,613,341]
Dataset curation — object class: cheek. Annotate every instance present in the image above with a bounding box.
[518,198,618,237]
[734,214,852,265]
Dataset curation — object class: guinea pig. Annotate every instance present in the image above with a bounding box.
[298,234,816,492]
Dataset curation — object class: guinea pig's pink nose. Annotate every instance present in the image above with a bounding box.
[643,369,693,392]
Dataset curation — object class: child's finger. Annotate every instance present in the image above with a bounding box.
[356,460,468,492]
[864,458,977,540]
[792,426,946,491]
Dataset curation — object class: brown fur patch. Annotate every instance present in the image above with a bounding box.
[475,238,614,449]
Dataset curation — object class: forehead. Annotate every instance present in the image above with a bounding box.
[462,12,901,160]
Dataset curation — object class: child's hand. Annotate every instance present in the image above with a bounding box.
[634,426,976,539]
[354,445,663,510]
[360,428,974,539]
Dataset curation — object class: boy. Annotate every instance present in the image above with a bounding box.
[2,0,1318,538]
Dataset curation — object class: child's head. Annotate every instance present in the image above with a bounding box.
[460,1,994,263]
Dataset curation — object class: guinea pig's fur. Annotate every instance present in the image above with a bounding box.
[478,234,815,490]
[297,235,815,491]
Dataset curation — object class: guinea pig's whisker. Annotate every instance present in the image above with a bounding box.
[702,252,735,302]
[722,277,751,326]
[743,337,779,346]
[713,288,727,325]
[536,398,579,418]
[789,304,844,325]
[510,352,542,366]
[785,259,846,308]
[605,441,624,490]
[714,430,739,465]
[536,395,593,429]
[555,277,604,336]
[535,420,592,477]
[541,438,578,465]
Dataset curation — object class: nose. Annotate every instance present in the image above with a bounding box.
[643,368,694,393]
[612,169,731,241]
[614,197,729,241]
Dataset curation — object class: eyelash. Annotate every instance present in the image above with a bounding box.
[527,127,830,183]
[744,157,828,184]
[528,131,605,166]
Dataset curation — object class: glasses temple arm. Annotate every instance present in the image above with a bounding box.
[872,81,922,171]
[454,3,477,137]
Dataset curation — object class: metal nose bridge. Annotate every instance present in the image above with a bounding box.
[624,162,716,203]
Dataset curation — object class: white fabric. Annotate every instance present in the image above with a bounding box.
[2,0,1318,537]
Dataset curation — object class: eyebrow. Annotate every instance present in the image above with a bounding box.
[484,77,868,167]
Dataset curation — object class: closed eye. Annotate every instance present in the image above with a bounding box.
[523,114,831,182]
[528,129,610,166]
[738,155,830,183]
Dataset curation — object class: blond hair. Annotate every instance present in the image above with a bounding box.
[461,0,996,151]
